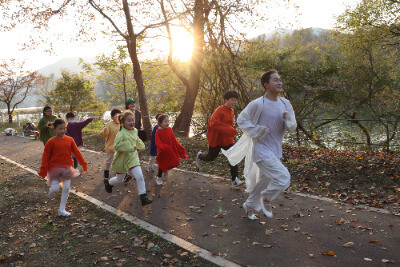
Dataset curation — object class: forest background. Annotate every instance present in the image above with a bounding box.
[1,0,400,152]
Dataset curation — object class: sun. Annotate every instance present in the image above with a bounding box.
[171,28,193,62]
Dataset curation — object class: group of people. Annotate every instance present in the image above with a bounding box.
[36,69,297,221]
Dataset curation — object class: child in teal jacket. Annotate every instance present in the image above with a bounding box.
[103,112,152,206]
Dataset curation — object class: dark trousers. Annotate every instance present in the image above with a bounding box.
[199,144,238,181]
[157,167,173,178]
[72,154,78,169]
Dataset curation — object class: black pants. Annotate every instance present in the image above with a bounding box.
[72,154,78,169]
[199,144,238,181]
[157,167,174,178]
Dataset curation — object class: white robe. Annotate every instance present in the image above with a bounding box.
[222,96,297,192]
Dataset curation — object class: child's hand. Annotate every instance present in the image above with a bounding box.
[47,121,53,127]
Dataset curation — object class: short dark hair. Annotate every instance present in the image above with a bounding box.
[43,106,52,115]
[261,69,279,89]
[66,112,75,119]
[53,118,65,129]
[111,108,122,117]
[155,113,162,120]
[157,114,169,125]
[223,91,239,100]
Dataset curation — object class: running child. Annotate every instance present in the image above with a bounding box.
[99,109,122,178]
[148,113,162,172]
[66,112,94,169]
[38,106,57,145]
[103,112,152,206]
[155,114,188,185]
[195,91,244,188]
[38,119,88,217]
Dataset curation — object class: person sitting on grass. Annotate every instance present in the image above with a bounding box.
[103,112,152,206]
[65,112,93,170]
[100,108,122,179]
[38,119,88,217]
[37,106,57,145]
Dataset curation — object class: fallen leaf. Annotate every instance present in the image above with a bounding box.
[263,244,273,248]
[222,229,228,232]
[369,240,378,243]
[252,242,261,246]
[321,251,335,256]
[364,258,372,261]
[342,242,355,248]
[232,241,241,244]
[137,257,146,261]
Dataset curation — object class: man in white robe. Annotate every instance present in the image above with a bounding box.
[222,69,297,220]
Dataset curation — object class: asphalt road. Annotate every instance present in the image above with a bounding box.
[1,134,399,266]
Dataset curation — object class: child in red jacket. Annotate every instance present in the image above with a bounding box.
[155,114,188,185]
[38,119,88,217]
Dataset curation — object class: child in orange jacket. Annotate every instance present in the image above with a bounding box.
[38,119,88,217]
[195,91,244,188]
[155,114,188,185]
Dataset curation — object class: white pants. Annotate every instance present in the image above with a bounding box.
[104,152,114,171]
[49,179,71,212]
[109,166,146,195]
[245,157,290,212]
[148,156,156,170]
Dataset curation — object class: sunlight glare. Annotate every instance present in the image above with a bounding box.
[171,28,193,62]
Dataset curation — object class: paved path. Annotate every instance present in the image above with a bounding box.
[1,134,399,266]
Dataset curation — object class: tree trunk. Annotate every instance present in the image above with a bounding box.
[126,37,151,139]
[172,0,205,137]
[7,104,13,123]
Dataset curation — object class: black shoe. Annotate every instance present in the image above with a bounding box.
[123,174,133,182]
[140,194,152,206]
[104,178,113,193]
[104,170,109,179]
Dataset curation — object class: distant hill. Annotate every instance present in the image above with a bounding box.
[38,57,96,77]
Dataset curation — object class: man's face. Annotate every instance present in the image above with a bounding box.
[225,98,238,109]
[264,73,283,94]
[44,109,53,117]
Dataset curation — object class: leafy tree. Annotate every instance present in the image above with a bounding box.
[39,70,105,115]
[0,59,42,123]
[81,47,135,105]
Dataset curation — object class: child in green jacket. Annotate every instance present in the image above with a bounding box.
[38,106,57,145]
[103,112,152,206]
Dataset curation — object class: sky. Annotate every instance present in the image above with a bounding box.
[0,0,359,71]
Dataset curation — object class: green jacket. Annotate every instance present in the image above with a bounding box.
[112,127,145,173]
[38,115,57,144]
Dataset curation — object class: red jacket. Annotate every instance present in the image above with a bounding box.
[155,127,188,172]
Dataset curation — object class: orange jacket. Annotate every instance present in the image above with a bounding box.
[38,136,87,178]
[207,105,237,147]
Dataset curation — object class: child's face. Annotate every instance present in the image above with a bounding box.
[54,123,66,138]
[112,114,121,124]
[67,117,74,122]
[44,109,53,117]
[128,103,135,111]
[225,98,238,109]
[124,115,135,130]
[160,117,170,129]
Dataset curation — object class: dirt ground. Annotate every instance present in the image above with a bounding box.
[0,159,216,266]
[82,131,400,215]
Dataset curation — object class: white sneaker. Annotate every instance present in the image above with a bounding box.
[231,177,244,188]
[243,203,258,220]
[260,198,273,218]
[195,151,202,168]
[58,210,71,217]
[156,177,163,185]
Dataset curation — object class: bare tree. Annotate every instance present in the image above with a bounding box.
[0,59,42,123]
